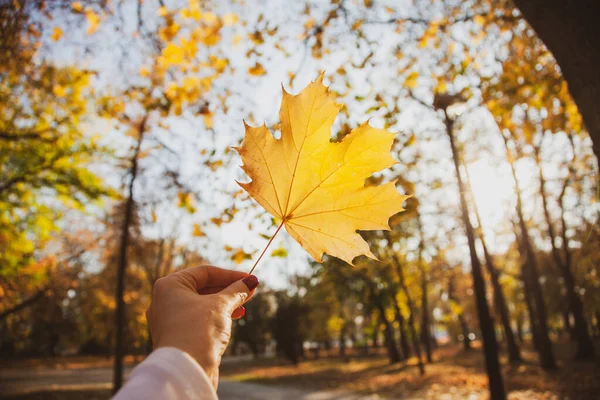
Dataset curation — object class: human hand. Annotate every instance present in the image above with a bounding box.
[146,265,259,388]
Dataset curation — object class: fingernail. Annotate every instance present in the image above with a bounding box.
[240,306,246,317]
[242,275,259,291]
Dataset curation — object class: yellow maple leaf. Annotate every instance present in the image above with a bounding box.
[237,74,409,265]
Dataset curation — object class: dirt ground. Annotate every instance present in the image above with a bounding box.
[2,342,599,399]
[220,342,600,399]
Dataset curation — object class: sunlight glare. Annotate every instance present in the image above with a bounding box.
[466,159,514,229]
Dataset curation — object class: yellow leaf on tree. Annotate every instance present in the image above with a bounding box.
[248,62,266,76]
[157,6,169,17]
[230,248,253,264]
[237,74,409,264]
[405,71,419,89]
[52,85,67,97]
[222,13,238,26]
[192,223,206,237]
[473,15,486,26]
[85,10,100,35]
[202,12,218,24]
[203,113,214,129]
[71,2,83,12]
[139,66,151,77]
[51,26,63,41]
[232,34,243,45]
[271,247,288,258]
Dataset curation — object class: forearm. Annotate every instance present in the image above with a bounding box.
[113,347,218,400]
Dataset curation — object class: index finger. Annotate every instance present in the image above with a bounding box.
[173,265,249,291]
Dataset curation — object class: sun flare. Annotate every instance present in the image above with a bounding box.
[466,159,514,229]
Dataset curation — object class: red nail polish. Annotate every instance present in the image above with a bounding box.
[240,306,246,317]
[242,275,259,291]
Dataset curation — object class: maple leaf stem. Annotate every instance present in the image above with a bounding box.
[249,220,285,275]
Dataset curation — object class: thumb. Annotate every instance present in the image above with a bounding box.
[218,275,260,312]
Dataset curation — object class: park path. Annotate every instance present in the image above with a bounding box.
[0,366,382,400]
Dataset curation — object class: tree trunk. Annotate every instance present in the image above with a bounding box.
[521,260,540,351]
[339,322,349,361]
[463,164,522,363]
[516,313,524,344]
[393,300,411,359]
[0,288,47,321]
[417,216,433,363]
[377,301,401,364]
[444,110,505,399]
[502,134,556,370]
[373,322,382,348]
[562,311,575,340]
[448,275,472,351]
[112,117,146,393]
[512,0,600,171]
[533,140,595,359]
[391,254,425,375]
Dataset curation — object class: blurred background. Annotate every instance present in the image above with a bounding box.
[0,0,599,399]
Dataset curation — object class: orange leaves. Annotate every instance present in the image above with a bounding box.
[237,74,409,265]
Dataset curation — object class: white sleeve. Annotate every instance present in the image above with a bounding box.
[113,347,218,400]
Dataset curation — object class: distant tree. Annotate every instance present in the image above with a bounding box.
[0,2,109,277]
[271,292,309,364]
[233,291,272,358]
[501,133,557,369]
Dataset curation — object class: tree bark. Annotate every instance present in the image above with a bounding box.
[393,300,411,359]
[447,275,471,351]
[463,164,522,363]
[516,313,524,344]
[512,0,600,171]
[0,288,47,321]
[533,140,595,359]
[376,301,402,364]
[112,117,146,393]
[444,110,505,399]
[339,321,347,360]
[502,134,556,370]
[416,216,433,363]
[391,253,425,375]
[562,311,575,340]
